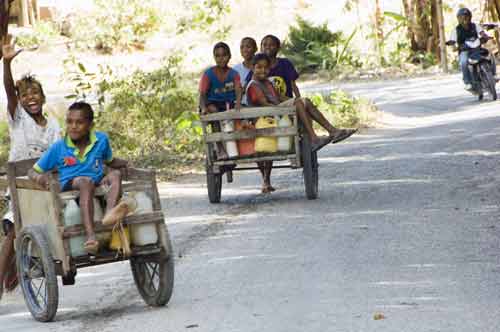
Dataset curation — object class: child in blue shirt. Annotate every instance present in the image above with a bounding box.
[29,102,128,254]
[199,42,242,113]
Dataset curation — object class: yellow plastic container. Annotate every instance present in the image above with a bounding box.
[109,225,131,254]
[255,117,278,153]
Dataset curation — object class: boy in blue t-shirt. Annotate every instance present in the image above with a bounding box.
[29,102,128,254]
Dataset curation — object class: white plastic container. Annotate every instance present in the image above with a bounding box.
[130,192,158,246]
[64,199,106,256]
[277,115,292,152]
[63,200,86,256]
[222,120,239,158]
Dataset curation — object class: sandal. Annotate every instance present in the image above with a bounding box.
[311,136,332,152]
[329,128,357,144]
[84,239,99,255]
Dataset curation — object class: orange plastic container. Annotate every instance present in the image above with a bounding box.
[234,120,255,156]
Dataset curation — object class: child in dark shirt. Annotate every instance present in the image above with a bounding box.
[260,34,356,148]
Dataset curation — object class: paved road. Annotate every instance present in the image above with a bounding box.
[2,74,500,331]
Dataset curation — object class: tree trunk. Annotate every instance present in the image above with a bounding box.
[374,0,384,65]
[0,0,13,50]
[436,0,447,71]
[402,0,418,51]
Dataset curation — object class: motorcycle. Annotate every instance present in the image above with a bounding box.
[447,35,497,101]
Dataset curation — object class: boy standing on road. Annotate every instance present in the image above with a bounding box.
[0,35,61,300]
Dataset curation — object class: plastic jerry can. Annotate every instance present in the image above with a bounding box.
[64,200,86,256]
[64,199,106,256]
[222,120,239,158]
[129,192,158,246]
[277,115,292,152]
[234,119,255,156]
[255,117,277,153]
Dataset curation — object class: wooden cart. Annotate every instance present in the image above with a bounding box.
[200,106,319,202]
[6,159,174,322]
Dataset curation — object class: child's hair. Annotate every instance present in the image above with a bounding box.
[261,34,281,48]
[252,53,271,66]
[68,101,94,123]
[213,42,231,57]
[241,37,257,50]
[15,74,46,102]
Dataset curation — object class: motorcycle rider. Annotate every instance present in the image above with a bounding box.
[447,7,497,91]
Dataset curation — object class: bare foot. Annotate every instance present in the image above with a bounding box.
[216,149,228,160]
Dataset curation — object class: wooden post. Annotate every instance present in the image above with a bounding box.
[19,0,29,27]
[436,0,448,72]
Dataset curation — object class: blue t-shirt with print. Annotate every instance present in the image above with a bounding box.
[34,131,113,190]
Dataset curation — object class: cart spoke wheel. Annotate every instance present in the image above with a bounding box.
[131,251,174,307]
[17,226,59,322]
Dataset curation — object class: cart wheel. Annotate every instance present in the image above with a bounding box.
[206,161,222,203]
[301,134,319,200]
[130,248,174,306]
[16,225,59,322]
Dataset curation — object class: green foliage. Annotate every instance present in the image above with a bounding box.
[63,54,112,105]
[282,17,361,73]
[64,55,202,168]
[71,0,161,52]
[15,21,59,49]
[388,41,411,67]
[412,52,438,69]
[309,90,376,128]
[0,121,9,167]
[177,0,231,40]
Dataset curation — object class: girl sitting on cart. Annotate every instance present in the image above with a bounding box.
[29,102,129,255]
[0,36,61,300]
[199,42,243,159]
[246,53,354,193]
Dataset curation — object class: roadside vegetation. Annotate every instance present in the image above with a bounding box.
[0,0,487,174]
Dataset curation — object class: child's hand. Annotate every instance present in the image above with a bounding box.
[36,174,49,189]
[2,34,22,62]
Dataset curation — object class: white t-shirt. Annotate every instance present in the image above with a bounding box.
[8,104,61,162]
[233,63,252,105]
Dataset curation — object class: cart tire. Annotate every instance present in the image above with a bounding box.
[16,225,59,322]
[131,247,174,307]
[206,161,222,203]
[301,134,319,200]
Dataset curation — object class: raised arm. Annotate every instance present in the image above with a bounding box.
[2,35,22,118]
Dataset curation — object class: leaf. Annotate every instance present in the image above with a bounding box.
[78,62,87,73]
[383,11,406,23]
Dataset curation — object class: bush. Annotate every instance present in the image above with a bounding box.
[282,17,361,73]
[70,0,161,52]
[15,21,59,49]
[0,121,9,167]
[308,90,377,128]
[64,55,202,170]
